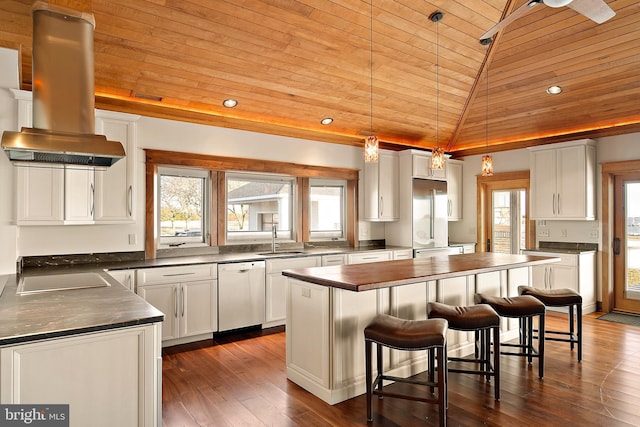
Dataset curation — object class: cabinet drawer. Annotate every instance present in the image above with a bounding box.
[348,251,392,264]
[266,256,321,274]
[322,254,347,266]
[393,249,413,260]
[137,264,217,285]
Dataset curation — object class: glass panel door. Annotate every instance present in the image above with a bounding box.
[614,175,640,313]
[491,190,526,254]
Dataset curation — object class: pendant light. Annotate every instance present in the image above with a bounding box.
[364,0,379,163]
[481,47,494,177]
[430,11,445,170]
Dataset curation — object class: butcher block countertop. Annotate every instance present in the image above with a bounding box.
[282,252,560,292]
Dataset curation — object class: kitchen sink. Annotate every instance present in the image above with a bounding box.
[16,272,110,295]
[258,251,306,256]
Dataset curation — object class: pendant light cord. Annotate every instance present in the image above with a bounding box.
[370,0,373,137]
[485,60,489,154]
[436,15,439,150]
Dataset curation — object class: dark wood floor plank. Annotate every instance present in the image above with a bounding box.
[163,313,640,426]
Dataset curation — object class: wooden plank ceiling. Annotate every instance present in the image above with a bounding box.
[0,0,638,157]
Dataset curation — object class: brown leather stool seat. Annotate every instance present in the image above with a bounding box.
[427,302,501,401]
[518,286,583,361]
[475,294,546,379]
[365,314,448,426]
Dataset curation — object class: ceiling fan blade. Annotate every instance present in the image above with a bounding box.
[479,1,542,42]
[566,0,615,23]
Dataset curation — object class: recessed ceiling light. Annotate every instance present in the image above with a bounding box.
[222,99,238,108]
[546,85,563,95]
[320,117,333,125]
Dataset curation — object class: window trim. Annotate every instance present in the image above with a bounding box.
[156,166,212,249]
[145,149,359,259]
[308,178,347,241]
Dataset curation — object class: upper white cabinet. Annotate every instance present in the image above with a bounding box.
[412,151,446,180]
[529,139,596,220]
[446,159,463,221]
[363,150,399,221]
[94,111,138,223]
[11,90,139,225]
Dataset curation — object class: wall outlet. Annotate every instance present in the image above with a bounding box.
[538,229,550,237]
[128,234,137,245]
[560,229,568,237]
[589,230,599,238]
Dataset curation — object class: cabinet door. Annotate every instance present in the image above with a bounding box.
[138,284,179,341]
[549,265,578,292]
[556,145,589,219]
[446,161,463,221]
[181,280,217,337]
[413,154,446,180]
[16,166,64,224]
[94,115,136,223]
[64,167,95,224]
[266,273,287,325]
[107,269,135,291]
[364,151,399,221]
[530,265,548,290]
[530,149,557,219]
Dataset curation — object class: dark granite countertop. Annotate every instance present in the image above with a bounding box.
[0,271,164,346]
[523,242,598,255]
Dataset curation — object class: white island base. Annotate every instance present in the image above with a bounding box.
[286,267,529,405]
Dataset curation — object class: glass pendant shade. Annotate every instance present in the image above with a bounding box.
[364,135,379,163]
[481,154,494,176]
[431,147,445,170]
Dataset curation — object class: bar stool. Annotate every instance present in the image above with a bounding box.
[475,294,546,379]
[518,286,583,361]
[364,314,448,426]
[427,302,501,401]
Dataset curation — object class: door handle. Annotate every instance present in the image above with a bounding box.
[486,238,491,252]
[613,237,621,255]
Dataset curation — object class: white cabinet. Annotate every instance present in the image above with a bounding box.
[265,256,320,328]
[137,264,217,346]
[347,250,392,264]
[522,250,596,314]
[412,151,446,180]
[11,90,139,225]
[363,150,399,221]
[94,111,138,223]
[529,139,596,220]
[106,269,136,291]
[446,159,463,221]
[0,324,161,427]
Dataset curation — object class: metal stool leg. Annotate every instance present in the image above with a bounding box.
[538,313,545,379]
[366,339,373,422]
[577,303,583,362]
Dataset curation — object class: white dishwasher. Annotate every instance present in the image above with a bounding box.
[218,261,266,332]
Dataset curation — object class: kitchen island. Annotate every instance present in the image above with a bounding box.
[282,252,559,404]
[0,271,164,427]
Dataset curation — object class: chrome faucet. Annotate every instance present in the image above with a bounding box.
[271,224,278,253]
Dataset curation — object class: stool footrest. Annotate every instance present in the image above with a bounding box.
[372,375,441,405]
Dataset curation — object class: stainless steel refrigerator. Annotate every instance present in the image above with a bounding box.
[412,178,449,252]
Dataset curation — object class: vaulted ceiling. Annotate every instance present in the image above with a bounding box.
[1,0,639,157]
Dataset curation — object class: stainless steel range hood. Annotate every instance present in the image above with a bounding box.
[1,1,124,167]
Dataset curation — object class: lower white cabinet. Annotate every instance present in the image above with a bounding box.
[523,250,596,313]
[392,248,413,260]
[137,264,217,346]
[265,256,320,328]
[321,254,347,267]
[0,324,161,427]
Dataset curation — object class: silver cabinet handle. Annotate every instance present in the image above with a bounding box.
[181,286,185,318]
[380,196,384,217]
[162,272,195,277]
[127,185,133,217]
[174,287,178,318]
[557,193,560,215]
[90,182,95,216]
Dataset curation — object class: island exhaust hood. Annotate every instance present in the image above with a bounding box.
[1,1,125,167]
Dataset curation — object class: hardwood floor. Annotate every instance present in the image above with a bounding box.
[162,312,640,426]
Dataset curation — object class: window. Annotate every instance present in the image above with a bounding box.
[157,167,210,248]
[226,173,295,242]
[309,179,346,240]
